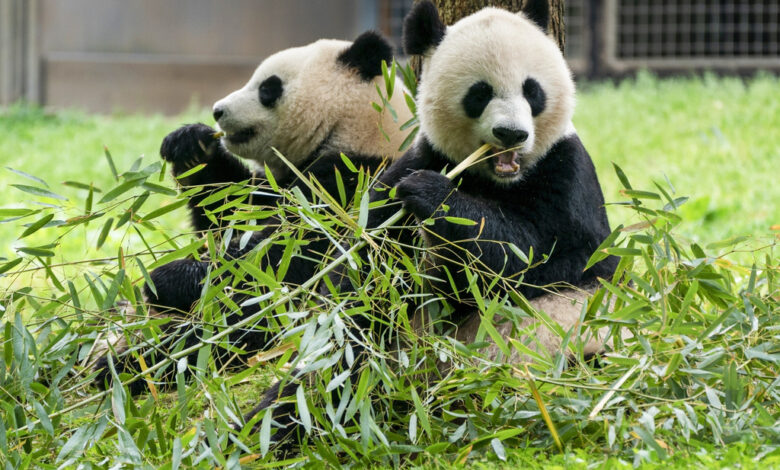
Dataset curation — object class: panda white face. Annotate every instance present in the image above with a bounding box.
[414,7,575,184]
[212,36,411,178]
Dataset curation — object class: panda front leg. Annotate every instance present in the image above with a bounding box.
[160,123,256,232]
[93,258,210,393]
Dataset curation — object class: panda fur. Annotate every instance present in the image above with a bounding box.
[93,32,413,394]
[239,0,619,448]
[372,0,618,360]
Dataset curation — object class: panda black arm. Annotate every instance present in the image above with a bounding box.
[399,175,595,299]
[393,136,617,299]
[365,143,435,228]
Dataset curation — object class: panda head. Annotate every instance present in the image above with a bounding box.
[404,0,575,184]
[212,32,410,177]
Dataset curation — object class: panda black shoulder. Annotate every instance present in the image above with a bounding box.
[522,133,598,190]
[546,133,605,205]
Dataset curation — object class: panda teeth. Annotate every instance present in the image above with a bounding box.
[493,149,521,176]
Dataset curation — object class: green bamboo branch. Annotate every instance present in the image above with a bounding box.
[19,143,493,431]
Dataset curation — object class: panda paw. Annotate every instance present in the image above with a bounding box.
[395,170,454,220]
[160,123,221,176]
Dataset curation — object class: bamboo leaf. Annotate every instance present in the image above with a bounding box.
[141,199,188,221]
[490,438,507,461]
[0,257,23,275]
[63,180,102,192]
[259,408,272,456]
[612,162,633,190]
[0,208,34,218]
[98,178,144,204]
[410,388,431,439]
[12,184,67,201]
[96,217,113,249]
[32,400,53,435]
[176,163,207,179]
[527,368,562,452]
[6,167,48,186]
[297,385,312,434]
[19,213,54,239]
[141,182,178,196]
[340,152,358,173]
[399,125,419,152]
[584,224,623,271]
[444,216,477,226]
[104,146,119,181]
[18,246,55,257]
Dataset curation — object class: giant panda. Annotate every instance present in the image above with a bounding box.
[93,32,413,394]
[238,0,618,449]
[384,0,620,363]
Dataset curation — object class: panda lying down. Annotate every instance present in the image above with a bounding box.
[242,0,618,447]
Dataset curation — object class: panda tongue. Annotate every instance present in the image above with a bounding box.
[494,151,520,174]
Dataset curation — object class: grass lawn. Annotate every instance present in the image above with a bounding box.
[2,73,777,260]
[576,73,779,245]
[0,74,778,468]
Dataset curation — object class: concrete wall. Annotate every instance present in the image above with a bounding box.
[2,0,378,114]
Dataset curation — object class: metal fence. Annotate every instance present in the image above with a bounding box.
[379,0,780,75]
[604,0,780,72]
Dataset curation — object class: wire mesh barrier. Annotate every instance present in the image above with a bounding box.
[605,0,780,71]
[564,0,588,73]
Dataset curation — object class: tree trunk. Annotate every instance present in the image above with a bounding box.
[546,0,565,53]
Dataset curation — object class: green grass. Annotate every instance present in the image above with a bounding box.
[2,73,777,259]
[0,105,210,264]
[576,72,780,244]
[0,74,778,468]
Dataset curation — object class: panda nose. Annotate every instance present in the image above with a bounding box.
[212,106,225,122]
[492,127,528,148]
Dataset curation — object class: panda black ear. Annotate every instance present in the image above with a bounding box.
[402,0,446,55]
[337,31,393,81]
[522,0,550,33]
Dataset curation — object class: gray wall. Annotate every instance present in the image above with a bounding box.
[0,0,37,104]
[2,0,378,114]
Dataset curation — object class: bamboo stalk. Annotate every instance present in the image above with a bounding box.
[19,143,493,429]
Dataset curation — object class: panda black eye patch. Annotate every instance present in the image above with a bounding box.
[259,75,283,107]
[462,81,494,118]
[523,77,546,117]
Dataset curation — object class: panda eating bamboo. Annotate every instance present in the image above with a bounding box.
[243,0,619,449]
[93,32,413,394]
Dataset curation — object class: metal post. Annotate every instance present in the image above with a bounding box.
[0,0,12,104]
[0,0,37,106]
[25,0,39,103]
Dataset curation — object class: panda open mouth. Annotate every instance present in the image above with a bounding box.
[223,127,256,145]
[491,147,521,177]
